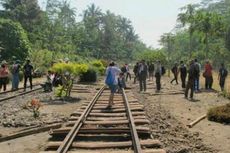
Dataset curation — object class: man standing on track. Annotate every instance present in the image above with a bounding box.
[12,60,21,91]
[218,63,228,91]
[138,60,148,93]
[23,60,34,91]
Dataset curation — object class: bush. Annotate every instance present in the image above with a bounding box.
[207,103,230,124]
[90,60,106,75]
[79,68,97,82]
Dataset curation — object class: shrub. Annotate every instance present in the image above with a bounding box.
[51,62,88,97]
[90,60,106,75]
[207,103,230,124]
[79,68,97,82]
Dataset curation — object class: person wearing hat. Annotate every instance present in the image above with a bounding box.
[11,60,21,91]
[0,61,9,92]
[23,60,34,91]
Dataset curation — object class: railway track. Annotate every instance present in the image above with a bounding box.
[0,84,43,102]
[40,86,166,153]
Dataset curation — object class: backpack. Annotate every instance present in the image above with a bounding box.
[161,66,166,75]
[105,68,114,86]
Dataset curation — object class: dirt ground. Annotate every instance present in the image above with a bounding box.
[130,76,230,153]
[0,76,229,153]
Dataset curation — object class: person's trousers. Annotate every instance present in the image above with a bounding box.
[156,75,161,91]
[185,79,194,98]
[24,75,33,90]
[139,75,146,91]
[0,77,8,91]
[205,76,213,89]
[181,75,186,88]
[126,72,131,81]
[12,74,20,90]
[171,73,178,84]
[219,77,226,91]
[194,77,200,91]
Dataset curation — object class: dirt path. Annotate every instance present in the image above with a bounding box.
[128,76,229,153]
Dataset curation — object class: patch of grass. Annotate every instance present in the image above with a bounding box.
[207,103,230,124]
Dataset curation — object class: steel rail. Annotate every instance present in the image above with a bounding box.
[122,88,142,153]
[57,85,106,153]
[0,87,43,102]
[0,83,41,95]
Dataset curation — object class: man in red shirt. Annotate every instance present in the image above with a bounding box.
[203,61,213,90]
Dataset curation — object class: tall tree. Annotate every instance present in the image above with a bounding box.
[177,4,199,58]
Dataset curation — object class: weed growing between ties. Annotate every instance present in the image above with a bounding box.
[207,103,230,124]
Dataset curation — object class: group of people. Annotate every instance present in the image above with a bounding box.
[0,59,34,92]
[105,60,165,107]
[170,59,228,100]
[105,59,228,107]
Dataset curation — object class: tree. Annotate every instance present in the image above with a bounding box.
[195,11,224,58]
[177,4,199,58]
[0,19,31,61]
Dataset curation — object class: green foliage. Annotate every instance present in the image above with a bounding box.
[51,62,88,76]
[90,60,106,75]
[79,68,97,82]
[135,50,167,64]
[0,18,31,61]
[207,103,230,124]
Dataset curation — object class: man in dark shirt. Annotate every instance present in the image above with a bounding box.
[170,63,179,84]
[23,60,33,91]
[218,63,228,91]
[138,60,148,92]
[185,60,196,100]
[179,61,187,88]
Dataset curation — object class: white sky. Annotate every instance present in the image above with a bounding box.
[39,0,202,48]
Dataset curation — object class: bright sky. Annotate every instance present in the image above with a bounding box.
[39,0,202,48]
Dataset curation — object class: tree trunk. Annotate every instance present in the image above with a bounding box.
[205,33,209,59]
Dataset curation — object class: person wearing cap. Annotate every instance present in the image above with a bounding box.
[23,60,34,91]
[0,61,9,92]
[11,60,21,91]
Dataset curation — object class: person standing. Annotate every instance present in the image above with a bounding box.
[155,61,162,92]
[133,62,139,84]
[125,64,131,81]
[218,63,228,91]
[105,62,121,107]
[11,60,21,91]
[23,60,34,91]
[185,60,196,100]
[148,62,155,81]
[138,60,148,92]
[170,63,179,84]
[0,61,9,92]
[203,61,213,90]
[179,61,187,88]
[194,59,201,92]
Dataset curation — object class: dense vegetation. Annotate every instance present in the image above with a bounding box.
[0,0,146,65]
[0,0,230,71]
[160,0,230,68]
